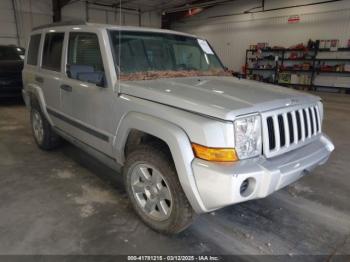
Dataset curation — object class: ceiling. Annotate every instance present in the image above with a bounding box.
[86,0,213,13]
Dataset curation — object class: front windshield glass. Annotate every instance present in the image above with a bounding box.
[109,31,230,81]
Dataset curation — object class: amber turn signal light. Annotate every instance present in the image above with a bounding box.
[191,143,238,162]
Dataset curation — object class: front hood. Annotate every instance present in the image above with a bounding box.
[120,76,319,120]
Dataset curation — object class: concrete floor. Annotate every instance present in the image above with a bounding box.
[0,93,349,256]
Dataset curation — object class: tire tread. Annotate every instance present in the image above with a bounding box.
[31,98,61,150]
[123,142,196,234]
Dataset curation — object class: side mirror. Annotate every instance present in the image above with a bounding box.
[77,71,105,87]
[67,64,94,78]
[95,72,105,87]
[67,64,106,87]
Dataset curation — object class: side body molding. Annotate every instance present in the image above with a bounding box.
[114,112,207,213]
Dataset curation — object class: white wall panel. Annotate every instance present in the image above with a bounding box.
[1,0,160,47]
[89,8,108,23]
[124,12,139,26]
[141,11,162,28]
[0,0,12,9]
[107,11,118,24]
[173,0,350,71]
[61,1,86,21]
[62,2,161,28]
[0,0,17,45]
[1,0,53,47]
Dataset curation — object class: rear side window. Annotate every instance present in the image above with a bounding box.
[27,34,41,65]
[42,32,64,71]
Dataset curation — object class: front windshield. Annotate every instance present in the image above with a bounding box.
[109,31,230,81]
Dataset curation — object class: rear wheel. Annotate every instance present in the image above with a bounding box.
[124,144,196,234]
[30,99,61,150]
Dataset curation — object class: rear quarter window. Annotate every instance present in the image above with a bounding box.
[42,32,64,71]
[27,34,41,65]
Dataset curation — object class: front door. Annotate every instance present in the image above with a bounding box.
[59,31,116,156]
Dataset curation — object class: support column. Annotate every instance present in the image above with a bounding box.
[11,0,20,45]
[85,1,89,22]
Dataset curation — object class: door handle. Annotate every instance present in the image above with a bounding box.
[35,76,44,83]
[60,84,72,92]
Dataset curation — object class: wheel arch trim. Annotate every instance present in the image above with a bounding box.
[115,112,207,213]
[24,84,54,126]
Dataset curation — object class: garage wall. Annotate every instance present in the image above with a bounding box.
[0,0,17,46]
[0,0,52,47]
[0,0,161,48]
[61,1,161,28]
[172,0,350,71]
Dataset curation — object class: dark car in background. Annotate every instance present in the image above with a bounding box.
[0,45,25,98]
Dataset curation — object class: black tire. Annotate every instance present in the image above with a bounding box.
[123,143,197,234]
[30,99,61,150]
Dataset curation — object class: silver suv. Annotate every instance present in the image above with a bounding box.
[22,22,334,234]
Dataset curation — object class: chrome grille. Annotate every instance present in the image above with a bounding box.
[262,104,321,158]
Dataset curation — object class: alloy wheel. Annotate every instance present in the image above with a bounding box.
[130,163,173,221]
[32,110,44,144]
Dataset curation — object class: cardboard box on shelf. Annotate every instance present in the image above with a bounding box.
[279,73,291,84]
[291,74,299,84]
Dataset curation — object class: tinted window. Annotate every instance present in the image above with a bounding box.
[67,33,103,77]
[0,46,22,61]
[42,33,64,71]
[173,44,202,70]
[67,33,104,84]
[27,34,41,65]
[109,31,224,80]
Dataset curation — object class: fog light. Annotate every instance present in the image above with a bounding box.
[240,179,249,195]
[239,177,256,197]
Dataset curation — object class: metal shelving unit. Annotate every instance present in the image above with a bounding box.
[317,71,350,74]
[247,68,276,71]
[245,46,350,93]
[314,47,350,92]
[245,48,283,84]
[280,69,313,72]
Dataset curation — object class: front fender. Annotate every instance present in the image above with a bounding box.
[114,112,207,213]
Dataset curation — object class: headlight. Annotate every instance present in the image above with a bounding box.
[234,114,262,159]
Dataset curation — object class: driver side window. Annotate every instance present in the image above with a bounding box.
[67,32,104,84]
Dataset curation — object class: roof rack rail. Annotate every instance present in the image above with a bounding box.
[32,20,87,31]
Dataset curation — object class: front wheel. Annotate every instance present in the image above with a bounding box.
[123,144,196,234]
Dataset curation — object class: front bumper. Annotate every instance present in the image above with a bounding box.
[192,134,334,212]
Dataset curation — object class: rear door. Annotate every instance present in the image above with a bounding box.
[23,34,42,102]
[38,31,65,116]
